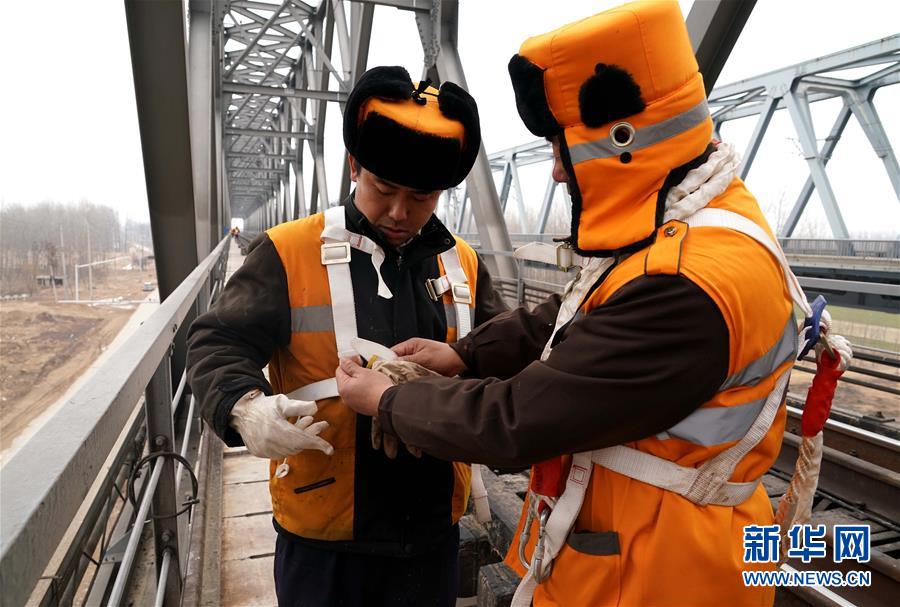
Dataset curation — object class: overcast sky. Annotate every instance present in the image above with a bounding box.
[0,0,897,238]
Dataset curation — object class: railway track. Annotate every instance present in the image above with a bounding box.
[767,408,900,607]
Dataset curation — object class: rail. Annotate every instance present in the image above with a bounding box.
[0,237,230,607]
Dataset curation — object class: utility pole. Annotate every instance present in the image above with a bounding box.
[86,221,94,301]
[49,261,58,303]
[59,226,69,297]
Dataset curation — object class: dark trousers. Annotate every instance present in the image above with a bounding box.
[273,526,460,607]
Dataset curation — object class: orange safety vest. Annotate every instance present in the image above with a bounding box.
[506,181,796,606]
[266,208,481,541]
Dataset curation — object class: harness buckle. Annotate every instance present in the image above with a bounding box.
[451,283,472,305]
[321,242,351,265]
[555,243,574,271]
[425,278,441,302]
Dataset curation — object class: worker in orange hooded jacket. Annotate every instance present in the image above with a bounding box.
[338,2,796,605]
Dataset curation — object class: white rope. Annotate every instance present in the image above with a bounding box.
[664,142,740,223]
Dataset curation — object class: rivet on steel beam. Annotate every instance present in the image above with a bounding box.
[154,435,168,447]
[161,530,173,543]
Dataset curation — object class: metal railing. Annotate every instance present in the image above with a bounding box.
[0,237,230,607]
[778,238,900,259]
[462,234,900,260]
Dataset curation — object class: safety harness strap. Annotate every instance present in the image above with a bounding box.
[435,246,492,522]
[286,378,339,402]
[514,241,584,271]
[320,210,393,300]
[685,208,812,317]
[439,247,473,340]
[511,452,594,607]
[321,207,360,358]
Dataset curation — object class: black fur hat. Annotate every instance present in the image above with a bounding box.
[343,66,481,190]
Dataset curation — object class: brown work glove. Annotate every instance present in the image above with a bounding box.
[368,359,439,459]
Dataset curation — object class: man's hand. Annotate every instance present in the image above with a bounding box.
[391,338,467,377]
[336,357,393,417]
[229,390,334,459]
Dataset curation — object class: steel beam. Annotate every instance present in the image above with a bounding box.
[227,151,295,159]
[228,166,287,174]
[508,159,528,231]
[354,0,430,10]
[782,103,853,237]
[711,36,900,102]
[226,127,313,138]
[225,28,305,122]
[848,89,900,199]
[784,90,850,238]
[189,1,214,259]
[429,0,516,279]
[738,95,776,180]
[685,0,756,93]
[338,1,375,202]
[535,176,558,234]
[125,0,200,300]
[223,0,292,78]
[223,81,347,101]
[310,9,336,211]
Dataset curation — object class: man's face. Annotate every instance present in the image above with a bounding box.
[349,155,441,247]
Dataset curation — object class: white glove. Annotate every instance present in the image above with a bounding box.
[229,389,334,459]
[816,310,853,372]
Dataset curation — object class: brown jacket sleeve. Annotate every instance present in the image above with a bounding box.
[186,234,291,446]
[378,275,729,468]
[471,252,510,327]
[451,293,561,380]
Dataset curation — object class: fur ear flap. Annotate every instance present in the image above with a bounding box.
[343,66,414,151]
[437,81,481,183]
[578,63,645,128]
[508,54,561,137]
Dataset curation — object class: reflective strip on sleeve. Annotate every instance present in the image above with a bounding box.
[290,305,335,333]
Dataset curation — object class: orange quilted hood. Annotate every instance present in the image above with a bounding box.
[508,0,713,255]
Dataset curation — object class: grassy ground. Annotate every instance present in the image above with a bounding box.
[797,305,900,352]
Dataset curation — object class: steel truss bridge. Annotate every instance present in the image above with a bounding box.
[1,2,898,606]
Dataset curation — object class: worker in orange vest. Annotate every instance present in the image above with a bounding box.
[188,66,507,606]
[338,2,798,605]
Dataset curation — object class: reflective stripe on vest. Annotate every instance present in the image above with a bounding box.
[655,315,798,446]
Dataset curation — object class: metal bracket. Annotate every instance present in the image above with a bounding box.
[101,531,132,565]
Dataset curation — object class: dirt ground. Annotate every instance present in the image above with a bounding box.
[789,355,900,432]
[0,264,156,452]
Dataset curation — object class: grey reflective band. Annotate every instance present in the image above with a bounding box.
[658,314,796,446]
[662,395,769,447]
[720,316,798,391]
[444,303,458,330]
[291,305,335,333]
[568,100,710,165]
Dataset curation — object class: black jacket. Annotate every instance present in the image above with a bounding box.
[186,196,508,556]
